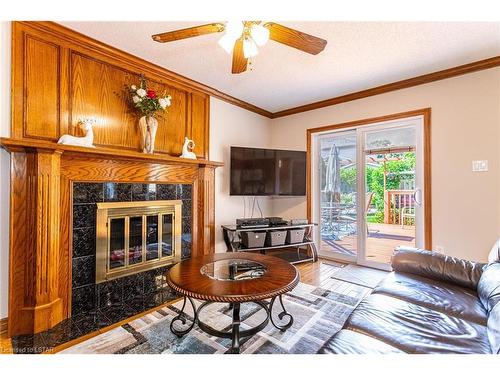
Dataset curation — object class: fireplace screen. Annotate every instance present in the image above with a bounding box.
[95,200,182,283]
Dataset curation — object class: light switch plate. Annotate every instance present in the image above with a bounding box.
[472,160,488,172]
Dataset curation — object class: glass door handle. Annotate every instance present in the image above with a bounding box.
[413,189,423,206]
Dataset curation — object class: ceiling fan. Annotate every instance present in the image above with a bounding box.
[151,21,327,74]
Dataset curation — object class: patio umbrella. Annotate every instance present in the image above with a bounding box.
[325,145,341,204]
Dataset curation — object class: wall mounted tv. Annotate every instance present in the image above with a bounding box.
[230,146,306,196]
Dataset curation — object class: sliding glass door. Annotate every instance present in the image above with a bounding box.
[312,116,425,270]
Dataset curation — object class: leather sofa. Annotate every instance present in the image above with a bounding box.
[320,240,500,354]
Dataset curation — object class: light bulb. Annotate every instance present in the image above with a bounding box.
[250,24,270,47]
[218,33,236,54]
[224,21,244,40]
[243,37,259,58]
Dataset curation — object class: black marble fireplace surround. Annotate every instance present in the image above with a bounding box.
[11,182,192,353]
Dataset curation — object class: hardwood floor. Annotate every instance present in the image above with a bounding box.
[0,321,12,354]
[295,258,347,287]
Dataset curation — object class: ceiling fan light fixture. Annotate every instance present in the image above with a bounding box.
[243,37,259,58]
[218,33,236,54]
[224,20,244,40]
[250,24,270,47]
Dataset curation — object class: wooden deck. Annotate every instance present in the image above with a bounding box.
[321,223,415,264]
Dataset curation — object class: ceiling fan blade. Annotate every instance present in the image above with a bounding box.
[231,38,248,74]
[264,23,327,55]
[152,23,225,43]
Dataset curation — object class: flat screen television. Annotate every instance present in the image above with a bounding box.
[230,146,306,196]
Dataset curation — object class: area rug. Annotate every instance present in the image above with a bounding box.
[60,280,371,354]
[331,264,388,288]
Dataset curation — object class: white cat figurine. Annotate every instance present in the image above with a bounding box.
[180,137,196,159]
[58,118,95,148]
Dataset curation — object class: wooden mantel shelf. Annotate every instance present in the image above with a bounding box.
[0,137,223,168]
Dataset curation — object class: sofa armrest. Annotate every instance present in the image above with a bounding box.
[391,246,486,290]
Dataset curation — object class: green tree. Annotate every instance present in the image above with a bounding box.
[339,167,356,193]
[338,152,415,223]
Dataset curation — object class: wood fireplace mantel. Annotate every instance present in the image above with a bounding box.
[0,138,223,168]
[1,137,222,336]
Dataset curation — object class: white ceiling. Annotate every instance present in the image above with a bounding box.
[59,21,500,113]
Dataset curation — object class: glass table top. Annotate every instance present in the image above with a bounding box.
[200,259,267,281]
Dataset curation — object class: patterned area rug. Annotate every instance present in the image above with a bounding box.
[60,281,371,354]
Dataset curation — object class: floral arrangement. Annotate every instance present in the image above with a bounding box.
[128,77,171,117]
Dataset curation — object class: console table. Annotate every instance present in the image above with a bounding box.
[221,223,318,264]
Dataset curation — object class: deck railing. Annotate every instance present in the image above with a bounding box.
[384,189,415,225]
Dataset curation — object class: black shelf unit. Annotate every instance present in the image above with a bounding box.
[221,223,318,264]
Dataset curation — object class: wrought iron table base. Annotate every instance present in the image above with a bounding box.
[170,295,294,354]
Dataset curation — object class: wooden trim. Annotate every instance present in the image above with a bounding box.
[423,110,432,248]
[272,57,500,118]
[307,108,431,135]
[0,318,7,337]
[306,108,432,249]
[25,21,272,119]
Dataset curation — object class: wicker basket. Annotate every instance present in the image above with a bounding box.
[240,231,266,248]
[285,228,305,244]
[265,230,287,247]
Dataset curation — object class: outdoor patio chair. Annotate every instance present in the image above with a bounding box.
[400,206,415,228]
[337,192,374,235]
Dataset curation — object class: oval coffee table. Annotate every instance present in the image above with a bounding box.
[166,252,299,353]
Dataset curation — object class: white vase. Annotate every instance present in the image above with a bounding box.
[138,115,158,154]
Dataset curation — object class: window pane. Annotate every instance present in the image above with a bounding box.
[319,132,358,258]
[129,216,143,265]
[161,214,173,257]
[146,215,159,261]
[109,218,125,269]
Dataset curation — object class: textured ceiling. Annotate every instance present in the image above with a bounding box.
[59,21,500,113]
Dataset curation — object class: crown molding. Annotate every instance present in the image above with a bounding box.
[272,56,500,118]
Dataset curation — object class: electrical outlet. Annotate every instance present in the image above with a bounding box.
[435,245,446,254]
[472,160,488,172]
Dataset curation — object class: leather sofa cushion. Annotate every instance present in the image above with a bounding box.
[319,329,404,354]
[373,272,487,325]
[392,247,485,290]
[477,262,500,313]
[488,303,500,354]
[345,293,491,354]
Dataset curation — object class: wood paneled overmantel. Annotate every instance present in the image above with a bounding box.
[1,137,222,336]
[11,21,211,159]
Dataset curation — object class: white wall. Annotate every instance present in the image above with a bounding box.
[0,21,11,319]
[270,68,500,262]
[209,97,273,252]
